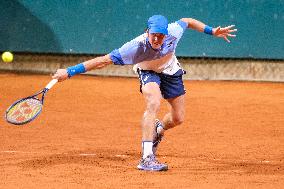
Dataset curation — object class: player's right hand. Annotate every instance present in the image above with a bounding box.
[52,69,69,82]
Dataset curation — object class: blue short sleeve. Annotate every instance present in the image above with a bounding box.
[110,49,124,65]
[110,38,142,65]
[167,20,188,44]
[176,20,188,31]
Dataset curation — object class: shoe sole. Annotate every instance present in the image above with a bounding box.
[137,165,168,171]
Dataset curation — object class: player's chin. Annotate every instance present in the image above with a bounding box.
[151,44,161,49]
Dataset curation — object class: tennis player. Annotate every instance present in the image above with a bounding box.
[53,15,237,171]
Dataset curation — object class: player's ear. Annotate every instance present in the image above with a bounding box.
[145,29,150,37]
[145,28,149,34]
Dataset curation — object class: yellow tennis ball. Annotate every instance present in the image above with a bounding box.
[2,51,14,63]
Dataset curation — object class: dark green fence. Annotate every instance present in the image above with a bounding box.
[1,0,283,59]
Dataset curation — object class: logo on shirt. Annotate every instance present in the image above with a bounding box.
[143,75,149,82]
[167,41,173,47]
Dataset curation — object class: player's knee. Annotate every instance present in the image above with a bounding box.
[146,99,160,113]
[173,115,184,126]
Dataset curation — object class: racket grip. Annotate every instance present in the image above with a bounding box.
[45,79,58,90]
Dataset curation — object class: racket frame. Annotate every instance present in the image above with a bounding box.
[5,79,57,125]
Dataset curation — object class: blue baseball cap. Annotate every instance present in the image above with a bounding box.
[147,15,168,35]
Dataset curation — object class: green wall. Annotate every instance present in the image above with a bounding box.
[1,0,283,59]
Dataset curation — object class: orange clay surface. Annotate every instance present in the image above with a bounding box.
[0,73,283,188]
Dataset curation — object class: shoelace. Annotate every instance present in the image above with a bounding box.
[144,155,161,166]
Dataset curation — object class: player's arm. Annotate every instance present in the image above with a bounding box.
[52,35,139,82]
[52,54,113,82]
[180,18,237,42]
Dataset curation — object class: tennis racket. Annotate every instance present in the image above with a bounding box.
[5,79,58,125]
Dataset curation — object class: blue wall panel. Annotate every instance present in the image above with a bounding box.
[0,0,283,59]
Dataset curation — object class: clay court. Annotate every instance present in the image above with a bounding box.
[0,73,283,188]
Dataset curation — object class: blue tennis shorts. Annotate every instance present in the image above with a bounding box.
[137,69,186,99]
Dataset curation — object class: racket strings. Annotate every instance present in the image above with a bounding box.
[6,98,42,123]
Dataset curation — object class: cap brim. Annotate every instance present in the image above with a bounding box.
[149,28,168,35]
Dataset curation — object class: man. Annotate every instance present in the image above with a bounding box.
[52,15,237,171]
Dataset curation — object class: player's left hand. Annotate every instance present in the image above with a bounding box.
[213,25,237,43]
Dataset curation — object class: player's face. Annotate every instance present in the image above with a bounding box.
[148,32,166,49]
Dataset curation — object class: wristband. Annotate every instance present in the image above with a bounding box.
[66,63,86,78]
[204,25,213,35]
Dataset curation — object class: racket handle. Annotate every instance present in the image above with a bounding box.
[45,79,58,90]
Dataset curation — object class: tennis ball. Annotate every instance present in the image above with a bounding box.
[2,51,13,63]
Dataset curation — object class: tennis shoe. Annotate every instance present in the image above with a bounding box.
[137,154,168,171]
[153,119,164,154]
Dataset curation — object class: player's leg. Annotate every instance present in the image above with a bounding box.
[153,94,185,154]
[162,94,185,133]
[153,69,185,154]
[137,70,168,171]
[141,81,162,149]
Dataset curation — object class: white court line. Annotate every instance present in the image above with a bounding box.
[1,151,276,163]
[114,154,129,158]
[2,150,38,154]
[261,160,270,163]
[2,151,18,153]
[1,151,129,158]
[1,150,63,155]
[186,157,279,164]
[211,158,274,164]
[79,153,96,156]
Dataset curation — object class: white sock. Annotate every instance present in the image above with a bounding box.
[142,141,153,159]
